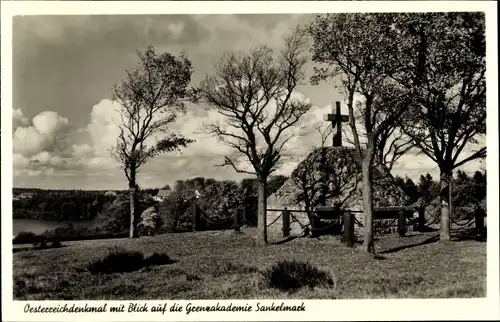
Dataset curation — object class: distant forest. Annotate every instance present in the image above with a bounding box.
[12,188,159,220]
[12,170,485,222]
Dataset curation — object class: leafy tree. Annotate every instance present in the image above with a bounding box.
[418,173,440,204]
[308,13,413,252]
[111,45,195,238]
[404,177,419,204]
[198,29,312,245]
[394,13,486,240]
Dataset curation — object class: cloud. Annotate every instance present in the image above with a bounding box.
[31,151,52,165]
[72,143,93,159]
[13,154,30,169]
[32,111,69,135]
[13,109,71,158]
[12,109,29,129]
[86,99,122,157]
[13,126,51,157]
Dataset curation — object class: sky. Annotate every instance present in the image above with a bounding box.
[11,14,486,190]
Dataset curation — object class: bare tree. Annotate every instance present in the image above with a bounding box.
[394,12,486,241]
[318,115,414,172]
[313,123,334,149]
[111,45,194,238]
[198,29,312,245]
[308,13,413,253]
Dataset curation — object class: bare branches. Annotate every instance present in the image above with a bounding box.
[198,28,312,179]
[216,156,258,176]
[314,123,333,148]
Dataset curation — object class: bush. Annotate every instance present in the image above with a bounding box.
[86,248,175,274]
[145,252,176,266]
[13,231,42,244]
[87,248,145,274]
[33,239,49,250]
[50,240,62,248]
[261,260,335,291]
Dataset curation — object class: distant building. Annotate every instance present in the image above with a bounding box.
[153,187,172,202]
[104,191,117,197]
[17,192,33,200]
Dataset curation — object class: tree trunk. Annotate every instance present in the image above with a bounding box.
[257,178,268,245]
[362,161,375,253]
[439,169,452,241]
[129,170,138,239]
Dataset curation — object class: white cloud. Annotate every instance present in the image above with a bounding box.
[13,154,30,169]
[13,110,71,158]
[13,126,52,157]
[12,109,29,129]
[50,155,64,167]
[31,151,52,165]
[72,143,93,159]
[32,111,69,135]
[86,99,122,158]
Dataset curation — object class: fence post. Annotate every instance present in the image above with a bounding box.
[310,216,320,238]
[398,210,406,237]
[192,204,199,232]
[233,208,240,232]
[242,206,247,227]
[343,211,354,247]
[282,208,290,238]
[418,207,425,232]
[475,208,485,234]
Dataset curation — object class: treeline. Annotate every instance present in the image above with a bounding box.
[12,188,159,220]
[394,170,486,210]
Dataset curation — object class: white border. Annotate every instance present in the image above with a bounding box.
[1,1,499,321]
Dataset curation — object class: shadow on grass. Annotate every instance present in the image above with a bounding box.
[272,236,299,245]
[379,235,440,254]
[415,226,439,232]
[452,228,487,242]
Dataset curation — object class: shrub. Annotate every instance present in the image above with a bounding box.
[145,252,176,266]
[87,248,145,274]
[50,240,62,248]
[33,239,49,250]
[261,260,335,292]
[13,231,42,244]
[86,248,175,274]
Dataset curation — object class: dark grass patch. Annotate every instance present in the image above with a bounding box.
[145,252,177,266]
[262,260,335,292]
[186,273,202,281]
[211,261,259,277]
[86,248,175,274]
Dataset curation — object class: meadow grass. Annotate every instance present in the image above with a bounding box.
[13,228,486,300]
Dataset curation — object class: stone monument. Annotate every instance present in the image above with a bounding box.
[266,101,410,236]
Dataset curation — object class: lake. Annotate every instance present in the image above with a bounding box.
[12,219,97,236]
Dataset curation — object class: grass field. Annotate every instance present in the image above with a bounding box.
[13,228,486,300]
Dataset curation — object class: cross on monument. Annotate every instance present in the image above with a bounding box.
[324,101,349,147]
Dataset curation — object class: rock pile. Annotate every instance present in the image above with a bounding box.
[267,146,410,236]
